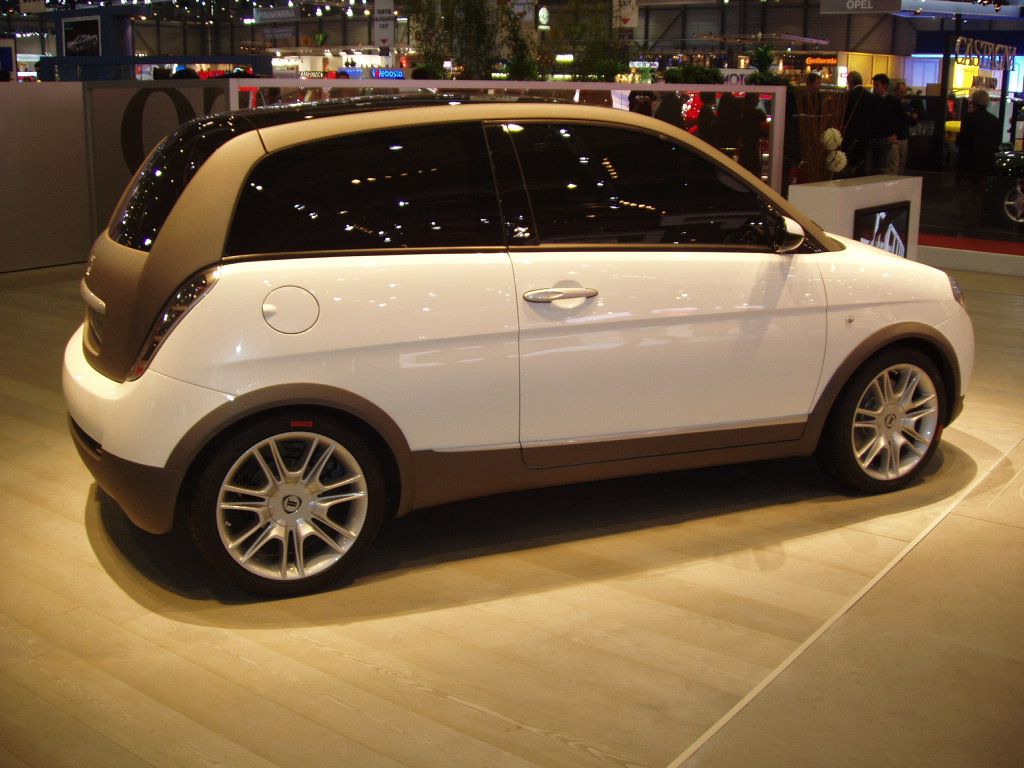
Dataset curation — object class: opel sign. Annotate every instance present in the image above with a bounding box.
[819,0,900,13]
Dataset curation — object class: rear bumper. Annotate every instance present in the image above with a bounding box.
[63,324,232,533]
[68,415,183,533]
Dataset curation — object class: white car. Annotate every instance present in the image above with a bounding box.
[63,96,974,595]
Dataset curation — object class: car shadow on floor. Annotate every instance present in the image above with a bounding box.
[86,443,977,623]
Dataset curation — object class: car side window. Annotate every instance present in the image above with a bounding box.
[226,123,504,255]
[506,122,773,248]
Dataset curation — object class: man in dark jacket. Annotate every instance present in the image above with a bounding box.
[843,71,877,175]
[887,79,917,174]
[867,73,901,174]
[957,89,1003,228]
[957,89,1002,177]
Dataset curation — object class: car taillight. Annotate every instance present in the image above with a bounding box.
[80,278,107,355]
[127,268,219,381]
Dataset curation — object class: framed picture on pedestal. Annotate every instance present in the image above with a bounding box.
[853,201,911,258]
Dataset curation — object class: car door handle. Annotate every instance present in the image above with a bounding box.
[523,287,599,303]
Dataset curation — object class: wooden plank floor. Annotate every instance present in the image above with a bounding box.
[1,265,1020,768]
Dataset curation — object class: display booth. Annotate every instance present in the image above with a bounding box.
[788,175,922,262]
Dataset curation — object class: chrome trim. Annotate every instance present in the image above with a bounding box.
[80,279,106,315]
[523,287,599,303]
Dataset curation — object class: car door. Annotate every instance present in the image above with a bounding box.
[491,120,828,468]
[219,121,522,455]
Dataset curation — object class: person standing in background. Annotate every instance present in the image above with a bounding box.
[696,103,718,148]
[739,92,767,178]
[886,78,915,174]
[867,73,900,174]
[956,89,1002,229]
[654,90,685,128]
[716,93,743,159]
[804,71,824,115]
[628,90,654,116]
[843,71,877,175]
[957,89,1002,177]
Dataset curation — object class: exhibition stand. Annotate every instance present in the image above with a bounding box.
[788,175,923,262]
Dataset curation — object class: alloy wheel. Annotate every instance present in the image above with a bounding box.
[1003,180,1024,224]
[215,431,369,582]
[850,364,940,482]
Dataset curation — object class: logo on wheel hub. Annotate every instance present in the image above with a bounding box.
[282,495,303,513]
[884,413,898,429]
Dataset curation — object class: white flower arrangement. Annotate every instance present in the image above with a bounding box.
[821,127,843,151]
[825,149,848,173]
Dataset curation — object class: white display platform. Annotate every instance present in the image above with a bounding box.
[787,175,923,262]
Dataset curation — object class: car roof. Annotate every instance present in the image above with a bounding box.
[184,92,566,140]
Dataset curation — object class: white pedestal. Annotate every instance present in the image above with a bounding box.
[787,175,923,262]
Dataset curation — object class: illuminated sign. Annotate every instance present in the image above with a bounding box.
[255,7,299,22]
[819,0,899,13]
[805,57,838,66]
[372,68,405,79]
[955,36,1016,71]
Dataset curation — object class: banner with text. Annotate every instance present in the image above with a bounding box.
[374,0,395,49]
[616,0,638,29]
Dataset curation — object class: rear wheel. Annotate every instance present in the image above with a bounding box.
[818,348,946,494]
[188,413,385,596]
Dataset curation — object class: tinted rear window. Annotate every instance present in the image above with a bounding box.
[226,122,503,255]
[109,115,254,252]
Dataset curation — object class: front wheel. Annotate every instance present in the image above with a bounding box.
[188,413,386,596]
[818,348,946,494]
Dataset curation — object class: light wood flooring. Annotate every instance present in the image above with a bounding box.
[1,265,1021,768]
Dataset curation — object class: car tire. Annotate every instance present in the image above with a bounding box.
[187,412,386,597]
[1003,180,1024,225]
[818,348,946,494]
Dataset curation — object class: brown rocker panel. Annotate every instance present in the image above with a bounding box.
[410,421,819,512]
[523,421,806,468]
